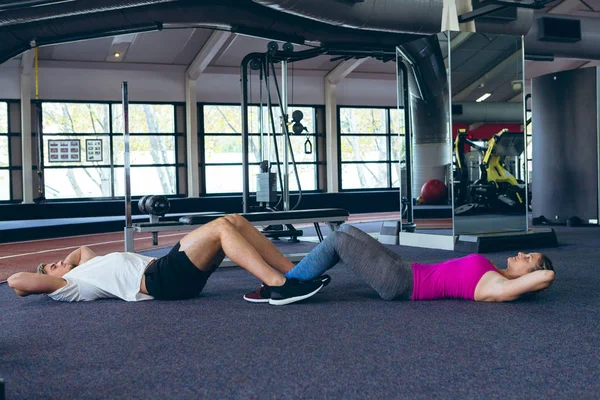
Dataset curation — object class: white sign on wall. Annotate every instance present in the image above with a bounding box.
[48,139,80,162]
[86,139,103,162]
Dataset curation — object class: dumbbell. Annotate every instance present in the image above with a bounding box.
[138,195,151,214]
[145,195,171,217]
[138,195,171,246]
[138,195,171,216]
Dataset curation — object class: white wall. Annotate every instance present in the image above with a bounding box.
[0,60,21,99]
[38,62,186,102]
[337,74,397,107]
[0,60,398,106]
[197,68,326,105]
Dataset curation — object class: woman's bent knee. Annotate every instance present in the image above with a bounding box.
[339,224,352,233]
[380,292,396,301]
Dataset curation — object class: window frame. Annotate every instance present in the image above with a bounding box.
[0,100,13,202]
[337,105,406,191]
[39,100,184,201]
[200,102,322,196]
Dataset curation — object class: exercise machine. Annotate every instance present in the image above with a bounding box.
[241,42,311,242]
[134,195,348,247]
[454,128,527,215]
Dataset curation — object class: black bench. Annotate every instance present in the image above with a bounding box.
[132,208,350,245]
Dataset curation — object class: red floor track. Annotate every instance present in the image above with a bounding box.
[0,213,451,282]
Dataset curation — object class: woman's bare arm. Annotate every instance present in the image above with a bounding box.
[7,272,67,296]
[493,270,556,302]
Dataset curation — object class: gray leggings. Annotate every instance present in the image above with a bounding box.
[325,224,414,300]
[285,224,413,300]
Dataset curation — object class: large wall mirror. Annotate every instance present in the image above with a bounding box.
[396,33,454,250]
[449,31,527,235]
[396,31,527,250]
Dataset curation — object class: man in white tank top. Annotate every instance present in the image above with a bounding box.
[7,214,327,306]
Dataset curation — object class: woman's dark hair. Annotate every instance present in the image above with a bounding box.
[521,254,555,300]
[534,254,554,273]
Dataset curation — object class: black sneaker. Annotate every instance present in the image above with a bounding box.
[243,275,331,304]
[269,277,325,306]
[243,284,271,303]
[320,275,332,287]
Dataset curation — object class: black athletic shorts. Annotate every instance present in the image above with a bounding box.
[144,242,212,300]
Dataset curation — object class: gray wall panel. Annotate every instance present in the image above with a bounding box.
[532,67,598,223]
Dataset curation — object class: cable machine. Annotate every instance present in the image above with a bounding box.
[240,44,413,239]
[240,42,321,241]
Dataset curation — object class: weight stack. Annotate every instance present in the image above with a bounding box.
[256,172,277,204]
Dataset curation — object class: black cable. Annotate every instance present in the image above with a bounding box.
[268,60,303,210]
[263,56,285,210]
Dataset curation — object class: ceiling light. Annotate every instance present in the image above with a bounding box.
[512,80,523,91]
[114,52,121,58]
[476,93,491,102]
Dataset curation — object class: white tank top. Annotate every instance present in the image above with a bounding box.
[48,252,156,302]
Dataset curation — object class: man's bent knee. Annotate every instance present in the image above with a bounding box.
[224,213,249,228]
[214,216,235,231]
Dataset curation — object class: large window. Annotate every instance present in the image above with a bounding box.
[111,104,177,196]
[203,104,318,194]
[339,107,405,190]
[0,102,9,200]
[42,102,178,199]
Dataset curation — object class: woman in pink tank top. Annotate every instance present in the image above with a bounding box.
[410,252,554,301]
[277,224,556,303]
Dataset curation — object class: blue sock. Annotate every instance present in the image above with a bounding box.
[284,233,339,280]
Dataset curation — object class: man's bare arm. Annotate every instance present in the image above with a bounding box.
[64,246,97,266]
[7,272,67,296]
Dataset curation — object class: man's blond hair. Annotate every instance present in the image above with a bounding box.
[36,263,47,275]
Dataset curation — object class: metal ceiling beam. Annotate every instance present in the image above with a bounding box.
[444,31,471,68]
[20,48,34,75]
[0,0,76,12]
[325,57,367,84]
[186,30,232,80]
[508,92,523,102]
[577,60,600,68]
[452,50,522,102]
[548,0,585,14]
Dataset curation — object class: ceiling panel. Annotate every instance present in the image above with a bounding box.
[477,74,521,101]
[172,28,215,65]
[451,72,477,92]
[213,36,281,67]
[211,36,333,71]
[291,55,342,71]
[124,29,196,64]
[450,49,486,72]
[40,37,113,62]
[576,0,600,11]
[481,35,521,52]
[352,58,395,74]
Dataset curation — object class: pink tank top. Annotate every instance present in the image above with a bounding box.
[411,254,498,301]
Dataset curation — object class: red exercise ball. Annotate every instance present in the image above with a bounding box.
[421,179,447,204]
